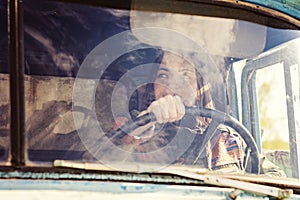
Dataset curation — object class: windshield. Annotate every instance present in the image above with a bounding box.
[2,0,300,181]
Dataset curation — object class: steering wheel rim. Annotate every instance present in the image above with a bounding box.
[115,107,260,174]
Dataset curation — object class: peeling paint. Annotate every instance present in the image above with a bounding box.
[0,171,201,184]
[0,179,271,199]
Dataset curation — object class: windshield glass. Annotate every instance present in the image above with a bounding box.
[18,0,300,180]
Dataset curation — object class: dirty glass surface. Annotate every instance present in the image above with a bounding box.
[23,0,300,179]
[0,0,10,163]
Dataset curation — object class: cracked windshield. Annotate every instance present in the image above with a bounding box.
[1,0,299,179]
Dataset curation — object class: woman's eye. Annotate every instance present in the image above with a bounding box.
[183,73,191,80]
[157,73,168,79]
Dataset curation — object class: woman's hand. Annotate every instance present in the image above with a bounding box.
[114,95,184,141]
[145,95,185,124]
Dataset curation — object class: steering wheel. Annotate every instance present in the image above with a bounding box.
[114,107,260,174]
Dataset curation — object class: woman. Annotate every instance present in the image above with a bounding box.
[113,50,285,176]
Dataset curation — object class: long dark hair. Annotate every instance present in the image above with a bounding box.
[129,50,214,128]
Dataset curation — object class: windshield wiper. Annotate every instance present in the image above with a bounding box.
[54,160,293,198]
[159,168,293,199]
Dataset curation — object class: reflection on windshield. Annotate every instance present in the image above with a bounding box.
[130,10,267,58]
[15,0,300,180]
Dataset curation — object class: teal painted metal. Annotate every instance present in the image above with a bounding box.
[0,179,272,199]
[242,0,300,20]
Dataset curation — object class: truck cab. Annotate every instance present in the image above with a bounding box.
[0,0,300,199]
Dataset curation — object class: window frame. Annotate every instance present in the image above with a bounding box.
[241,41,300,178]
[5,0,300,177]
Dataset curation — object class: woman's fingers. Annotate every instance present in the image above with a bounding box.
[166,95,177,122]
[148,101,164,123]
[147,95,185,123]
[174,95,185,121]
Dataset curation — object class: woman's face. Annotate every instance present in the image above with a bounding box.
[154,52,198,107]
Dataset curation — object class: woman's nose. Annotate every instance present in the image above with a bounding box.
[166,75,196,107]
[167,75,188,95]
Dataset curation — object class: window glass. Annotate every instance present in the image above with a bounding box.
[256,64,291,176]
[23,0,138,162]
[24,0,300,180]
[0,0,10,163]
